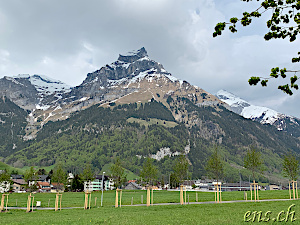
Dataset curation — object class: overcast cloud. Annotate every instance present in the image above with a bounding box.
[0,0,299,117]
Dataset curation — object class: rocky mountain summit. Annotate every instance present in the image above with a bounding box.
[0,47,224,139]
[66,47,170,102]
[216,90,300,137]
[0,74,71,111]
[1,48,300,140]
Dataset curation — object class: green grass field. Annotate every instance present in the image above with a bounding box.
[1,190,299,224]
[2,190,295,208]
[1,200,299,224]
[0,162,24,174]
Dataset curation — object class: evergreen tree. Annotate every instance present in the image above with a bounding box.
[71,174,84,191]
[37,168,47,175]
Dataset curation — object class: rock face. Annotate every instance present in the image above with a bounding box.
[0,76,39,111]
[118,47,148,63]
[216,89,300,137]
[36,47,222,130]
[67,47,169,100]
[0,48,225,139]
[0,74,72,111]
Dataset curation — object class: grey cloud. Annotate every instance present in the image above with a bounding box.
[0,0,299,117]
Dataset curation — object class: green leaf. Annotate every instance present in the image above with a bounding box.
[248,77,261,85]
[261,80,268,86]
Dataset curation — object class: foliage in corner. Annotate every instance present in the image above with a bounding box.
[213,0,300,95]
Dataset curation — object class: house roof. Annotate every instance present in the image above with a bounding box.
[128,180,136,183]
[125,182,142,189]
[11,178,27,185]
[51,182,64,186]
[11,175,24,179]
[94,175,109,180]
[37,175,49,181]
[37,181,50,186]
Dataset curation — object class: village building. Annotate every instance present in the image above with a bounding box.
[37,181,51,192]
[11,178,27,192]
[84,175,114,192]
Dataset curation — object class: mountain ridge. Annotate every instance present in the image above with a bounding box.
[216,89,300,137]
[0,47,224,140]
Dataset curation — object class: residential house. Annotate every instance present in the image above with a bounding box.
[182,180,195,190]
[84,175,113,192]
[125,181,142,190]
[194,179,214,191]
[222,182,251,191]
[11,179,27,192]
[51,182,65,192]
[11,175,24,180]
[266,184,281,190]
[28,175,51,187]
[37,181,51,192]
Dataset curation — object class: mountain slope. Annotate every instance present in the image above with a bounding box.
[1,48,300,184]
[4,48,223,140]
[0,96,27,157]
[216,90,300,137]
[5,97,300,183]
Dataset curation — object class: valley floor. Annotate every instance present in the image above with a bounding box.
[1,200,299,224]
[1,190,299,224]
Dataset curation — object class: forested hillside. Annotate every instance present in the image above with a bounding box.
[4,98,300,183]
[0,97,27,157]
[1,48,299,184]
[6,101,188,175]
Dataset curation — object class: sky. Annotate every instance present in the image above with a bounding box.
[0,0,299,117]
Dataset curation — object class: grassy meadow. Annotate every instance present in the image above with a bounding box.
[1,189,295,208]
[1,189,299,224]
[1,200,299,224]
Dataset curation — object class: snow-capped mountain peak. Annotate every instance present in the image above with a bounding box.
[216,90,281,124]
[14,74,72,96]
[216,90,300,135]
[216,89,250,109]
[118,47,148,63]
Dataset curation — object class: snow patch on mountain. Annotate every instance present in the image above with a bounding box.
[216,90,300,136]
[15,74,72,96]
[216,90,282,125]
